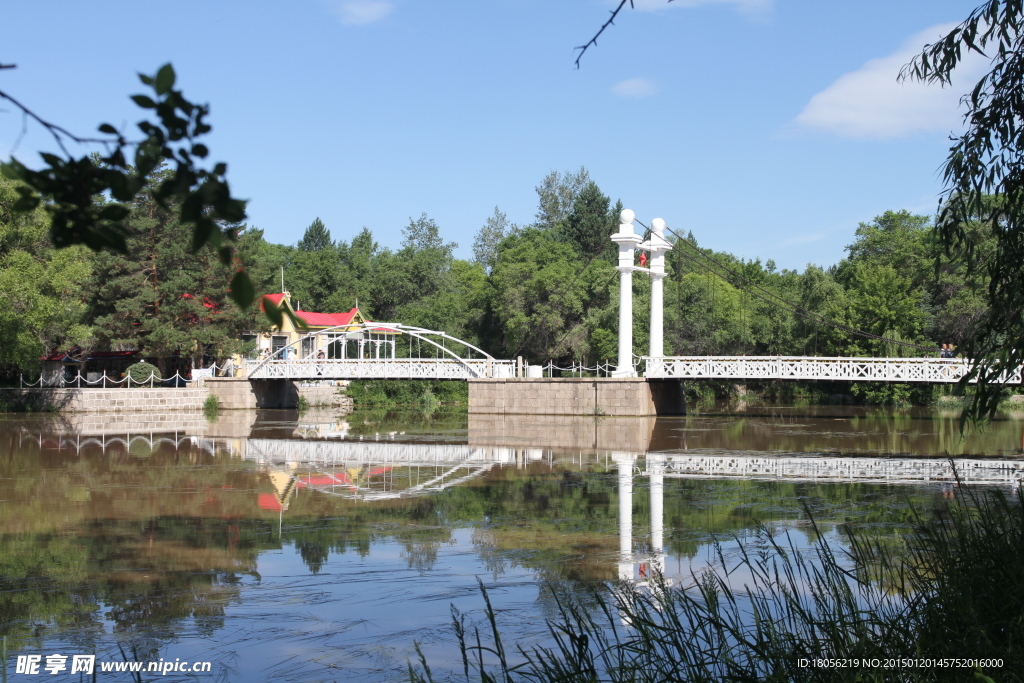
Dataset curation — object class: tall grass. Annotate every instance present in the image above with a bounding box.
[411,484,1022,682]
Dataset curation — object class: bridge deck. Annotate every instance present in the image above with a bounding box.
[643,356,1020,384]
[246,358,516,380]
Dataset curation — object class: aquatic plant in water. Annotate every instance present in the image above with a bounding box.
[410,485,1022,682]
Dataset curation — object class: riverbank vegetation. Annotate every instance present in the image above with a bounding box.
[410,485,1023,683]
[346,380,468,407]
[0,168,1001,405]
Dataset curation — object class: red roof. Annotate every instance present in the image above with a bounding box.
[260,293,288,312]
[294,308,360,328]
[260,295,365,328]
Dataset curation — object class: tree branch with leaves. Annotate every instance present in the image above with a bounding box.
[902,0,1024,420]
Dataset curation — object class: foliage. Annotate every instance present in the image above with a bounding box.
[346,380,468,406]
[0,177,92,369]
[902,1,1024,421]
[290,217,340,312]
[473,206,514,274]
[85,171,258,372]
[0,63,254,310]
[126,362,161,386]
[490,227,616,363]
[202,394,220,420]
[557,181,615,259]
[534,167,591,231]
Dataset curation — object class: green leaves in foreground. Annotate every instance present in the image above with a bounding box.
[0,63,256,310]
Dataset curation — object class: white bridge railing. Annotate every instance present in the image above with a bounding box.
[245,358,516,380]
[643,355,1022,384]
[659,454,1024,487]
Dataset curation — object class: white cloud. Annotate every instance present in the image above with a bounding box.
[794,23,990,140]
[630,0,773,17]
[324,0,393,26]
[781,232,825,246]
[612,77,658,99]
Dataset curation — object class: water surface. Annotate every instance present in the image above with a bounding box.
[1,405,1022,681]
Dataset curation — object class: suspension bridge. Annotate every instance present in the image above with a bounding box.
[239,209,1019,390]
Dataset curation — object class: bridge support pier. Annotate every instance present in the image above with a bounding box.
[468,377,686,416]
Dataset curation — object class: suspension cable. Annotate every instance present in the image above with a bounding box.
[638,219,936,353]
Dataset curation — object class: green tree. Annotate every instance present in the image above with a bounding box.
[557,181,616,260]
[289,218,340,312]
[0,64,254,309]
[490,228,616,363]
[326,227,378,313]
[368,214,457,322]
[844,210,932,288]
[533,167,591,231]
[902,1,1024,418]
[297,217,332,252]
[0,177,92,370]
[86,173,253,372]
[473,206,513,274]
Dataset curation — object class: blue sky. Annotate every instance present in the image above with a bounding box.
[1,0,983,271]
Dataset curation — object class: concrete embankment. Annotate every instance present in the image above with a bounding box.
[468,378,686,417]
[0,387,209,413]
[0,381,352,413]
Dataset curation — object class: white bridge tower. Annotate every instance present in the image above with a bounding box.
[611,209,672,377]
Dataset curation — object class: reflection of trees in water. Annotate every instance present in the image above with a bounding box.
[671,408,1024,456]
[0,415,954,659]
[0,518,259,655]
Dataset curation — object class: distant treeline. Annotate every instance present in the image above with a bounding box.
[0,168,993,402]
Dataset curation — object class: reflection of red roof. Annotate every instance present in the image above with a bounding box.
[258,493,283,511]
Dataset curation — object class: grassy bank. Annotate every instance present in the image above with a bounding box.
[346,380,468,408]
[411,484,1023,682]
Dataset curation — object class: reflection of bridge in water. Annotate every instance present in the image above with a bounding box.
[242,438,549,501]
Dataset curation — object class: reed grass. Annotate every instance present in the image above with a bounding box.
[411,484,1023,682]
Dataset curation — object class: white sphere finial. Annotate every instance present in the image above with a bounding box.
[651,218,666,235]
[620,209,635,225]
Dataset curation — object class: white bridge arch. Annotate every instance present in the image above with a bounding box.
[246,322,515,380]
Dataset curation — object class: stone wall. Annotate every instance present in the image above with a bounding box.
[57,410,211,435]
[467,378,685,417]
[1,379,353,414]
[468,413,656,453]
[0,388,208,413]
[295,384,352,410]
[205,378,352,411]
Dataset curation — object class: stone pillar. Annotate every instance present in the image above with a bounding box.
[648,219,671,359]
[611,210,642,377]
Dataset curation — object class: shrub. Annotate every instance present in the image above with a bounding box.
[126,362,161,387]
[203,394,220,421]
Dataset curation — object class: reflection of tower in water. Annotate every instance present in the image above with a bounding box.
[614,452,671,591]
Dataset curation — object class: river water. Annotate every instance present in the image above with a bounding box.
[1,405,1023,681]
